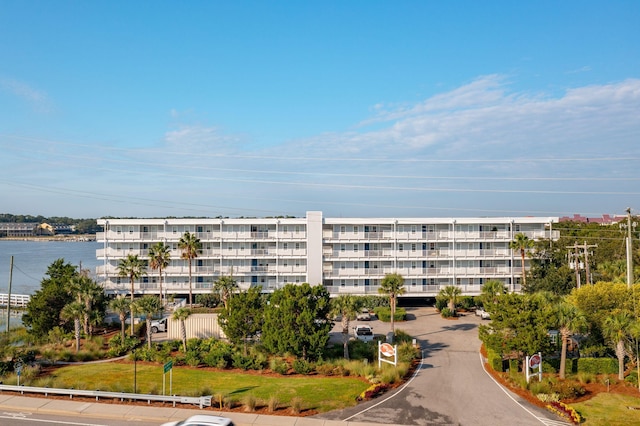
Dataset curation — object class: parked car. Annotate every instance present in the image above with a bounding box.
[481,310,491,320]
[356,309,372,321]
[161,414,234,426]
[353,325,374,342]
[151,317,168,333]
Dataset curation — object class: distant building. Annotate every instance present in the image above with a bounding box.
[0,222,38,237]
[559,214,625,225]
[97,212,559,299]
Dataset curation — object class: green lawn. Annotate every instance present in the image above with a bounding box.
[39,362,370,412]
[572,393,640,425]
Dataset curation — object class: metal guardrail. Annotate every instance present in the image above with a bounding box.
[0,384,212,409]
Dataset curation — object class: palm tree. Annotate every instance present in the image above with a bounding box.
[178,231,202,307]
[509,233,534,288]
[555,302,587,379]
[330,295,363,359]
[77,279,103,337]
[60,301,85,353]
[148,242,171,306]
[378,273,405,339]
[480,279,507,307]
[439,285,462,314]
[133,295,163,349]
[117,254,147,335]
[603,311,632,380]
[172,307,192,352]
[110,296,131,341]
[214,275,239,309]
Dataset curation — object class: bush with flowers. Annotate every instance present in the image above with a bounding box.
[356,383,389,401]
[546,401,582,424]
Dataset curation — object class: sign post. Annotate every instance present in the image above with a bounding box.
[378,341,397,368]
[526,352,542,383]
[15,362,22,387]
[163,360,173,395]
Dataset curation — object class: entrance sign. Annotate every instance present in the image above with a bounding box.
[378,341,398,367]
[525,352,543,383]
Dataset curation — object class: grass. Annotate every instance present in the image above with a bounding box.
[40,362,370,413]
[572,393,640,426]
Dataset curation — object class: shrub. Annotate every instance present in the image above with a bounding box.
[269,357,290,375]
[547,401,582,425]
[349,339,376,362]
[577,371,596,384]
[397,341,420,363]
[434,296,448,312]
[374,307,406,322]
[242,394,257,412]
[486,348,503,372]
[549,381,586,399]
[625,371,638,386]
[202,340,233,368]
[292,359,315,375]
[458,296,475,311]
[577,357,618,375]
[231,352,254,370]
[267,395,280,412]
[439,307,454,318]
[290,396,303,414]
[356,383,389,401]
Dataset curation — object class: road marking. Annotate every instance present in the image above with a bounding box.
[342,348,425,421]
[0,414,107,425]
[478,352,570,425]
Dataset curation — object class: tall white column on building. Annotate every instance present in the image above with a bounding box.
[306,211,323,285]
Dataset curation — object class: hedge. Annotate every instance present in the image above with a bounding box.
[487,348,503,372]
[373,307,407,322]
[577,357,618,375]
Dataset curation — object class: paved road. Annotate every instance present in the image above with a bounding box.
[317,307,568,426]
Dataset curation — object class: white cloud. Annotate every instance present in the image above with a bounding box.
[0,77,53,113]
[164,125,245,153]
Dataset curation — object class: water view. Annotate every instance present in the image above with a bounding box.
[0,240,101,295]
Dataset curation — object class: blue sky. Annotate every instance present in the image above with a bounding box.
[1,1,639,219]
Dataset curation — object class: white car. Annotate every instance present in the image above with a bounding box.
[356,309,372,321]
[161,414,234,426]
[353,325,374,342]
[151,317,168,333]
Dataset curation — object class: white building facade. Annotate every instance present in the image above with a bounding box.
[96,212,558,298]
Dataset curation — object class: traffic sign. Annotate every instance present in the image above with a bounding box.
[163,360,173,373]
[529,354,541,369]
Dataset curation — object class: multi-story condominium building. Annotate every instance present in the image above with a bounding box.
[96,212,558,299]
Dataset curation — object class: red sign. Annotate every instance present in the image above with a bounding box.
[529,354,541,369]
[380,343,395,357]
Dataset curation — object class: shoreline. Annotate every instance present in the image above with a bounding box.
[0,235,96,242]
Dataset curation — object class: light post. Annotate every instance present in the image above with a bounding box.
[621,208,636,288]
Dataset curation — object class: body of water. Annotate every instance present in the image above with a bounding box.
[0,240,102,295]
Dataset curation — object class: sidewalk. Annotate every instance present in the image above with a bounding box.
[0,393,405,426]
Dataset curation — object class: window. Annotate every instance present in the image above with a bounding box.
[173,226,178,234]
[283,242,288,250]
[340,280,346,287]
[399,244,404,252]
[354,262,359,269]
[411,225,416,234]
[340,225,346,234]
[129,226,134,234]
[411,243,416,252]
[116,226,122,234]
[354,226,358,234]
[295,242,300,250]
[340,244,346,252]
[412,261,417,269]
[354,244,358,252]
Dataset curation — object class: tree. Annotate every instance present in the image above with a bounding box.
[218,287,264,355]
[479,293,555,371]
[148,242,171,306]
[172,307,191,352]
[117,254,147,335]
[109,296,131,341]
[22,259,79,339]
[378,273,405,338]
[330,295,362,360]
[133,296,163,349]
[70,275,105,337]
[60,301,85,353]
[439,285,462,314]
[178,231,202,307]
[602,311,632,380]
[213,275,239,310]
[262,283,332,360]
[481,280,507,307]
[554,302,587,379]
[510,233,535,288]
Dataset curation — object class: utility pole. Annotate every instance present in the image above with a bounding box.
[566,242,597,288]
[626,208,635,288]
[6,256,13,333]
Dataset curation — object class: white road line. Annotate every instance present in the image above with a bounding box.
[342,349,425,422]
[478,352,570,425]
[0,414,107,425]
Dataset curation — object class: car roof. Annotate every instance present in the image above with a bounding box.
[181,414,233,425]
